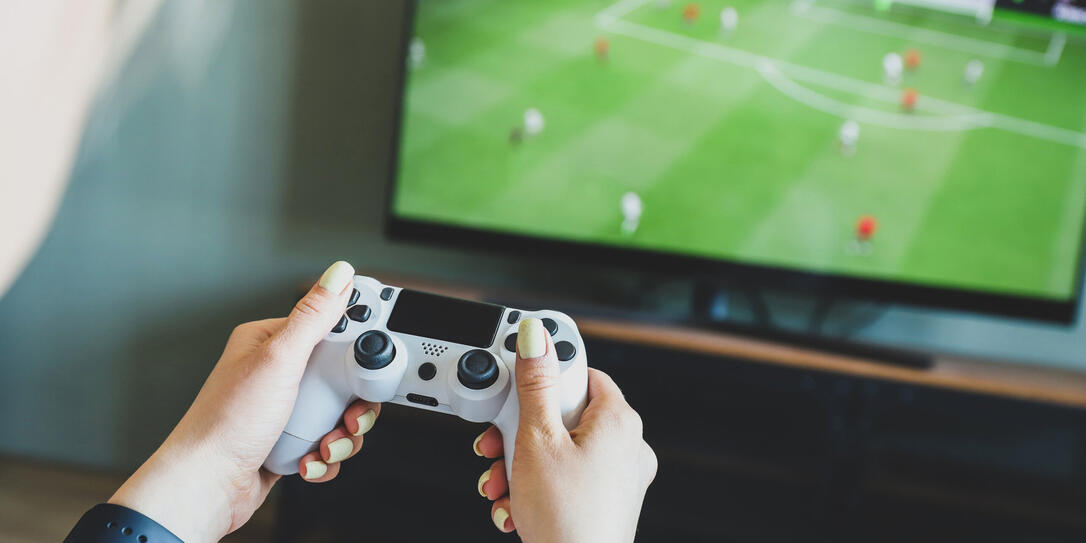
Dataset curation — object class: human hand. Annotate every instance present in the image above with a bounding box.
[109,261,382,542]
[472,318,657,542]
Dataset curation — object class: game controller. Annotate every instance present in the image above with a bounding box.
[263,275,589,480]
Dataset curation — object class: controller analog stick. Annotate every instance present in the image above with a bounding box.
[457,349,499,390]
[354,330,396,370]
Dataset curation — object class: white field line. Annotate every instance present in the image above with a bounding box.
[597,13,1086,149]
[1046,32,1068,66]
[790,0,1058,66]
[595,0,655,26]
[755,60,995,131]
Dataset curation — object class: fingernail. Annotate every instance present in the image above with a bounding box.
[492,507,510,532]
[477,469,491,497]
[317,261,354,292]
[517,318,546,359]
[472,431,485,456]
[303,460,327,480]
[353,411,376,436]
[327,438,354,463]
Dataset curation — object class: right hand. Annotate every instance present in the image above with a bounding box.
[472,317,657,542]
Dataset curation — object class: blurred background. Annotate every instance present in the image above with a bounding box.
[3,0,1086,541]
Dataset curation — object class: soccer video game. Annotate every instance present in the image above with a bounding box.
[391,0,1086,301]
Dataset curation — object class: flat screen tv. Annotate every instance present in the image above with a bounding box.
[387,0,1086,323]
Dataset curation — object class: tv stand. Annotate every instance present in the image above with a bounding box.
[690,281,933,369]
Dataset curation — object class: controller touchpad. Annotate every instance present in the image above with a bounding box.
[386,289,504,348]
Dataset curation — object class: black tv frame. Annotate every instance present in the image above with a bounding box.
[384,0,1084,325]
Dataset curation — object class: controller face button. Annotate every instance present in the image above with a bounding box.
[541,318,558,336]
[380,287,394,301]
[348,288,360,307]
[406,393,439,407]
[457,349,499,390]
[503,333,518,352]
[331,315,348,334]
[347,304,372,323]
[555,341,576,362]
[354,330,396,369]
[418,362,437,381]
[507,310,521,324]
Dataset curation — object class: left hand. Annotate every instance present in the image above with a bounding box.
[109,261,381,543]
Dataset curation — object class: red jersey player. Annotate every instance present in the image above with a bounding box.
[856,215,878,242]
[683,3,701,24]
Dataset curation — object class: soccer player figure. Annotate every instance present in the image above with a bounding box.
[838,120,860,157]
[621,192,643,235]
[904,48,921,71]
[882,52,903,86]
[720,7,738,35]
[851,214,877,255]
[682,3,701,25]
[964,59,984,86]
[408,37,426,69]
[901,88,918,112]
[509,125,524,145]
[523,108,545,137]
[595,36,610,63]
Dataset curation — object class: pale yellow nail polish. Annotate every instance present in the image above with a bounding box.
[353,411,376,436]
[327,438,354,463]
[517,318,546,359]
[303,460,327,480]
[317,261,354,292]
[472,431,486,456]
[477,469,491,497]
[492,507,510,532]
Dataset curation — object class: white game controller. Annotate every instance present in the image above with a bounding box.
[263,275,589,480]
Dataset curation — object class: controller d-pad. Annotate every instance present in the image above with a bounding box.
[555,341,576,362]
[504,333,517,352]
[347,305,372,322]
[348,288,360,306]
[541,318,558,336]
[331,315,348,334]
[457,349,499,390]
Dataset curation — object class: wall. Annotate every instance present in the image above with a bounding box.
[1,0,1083,472]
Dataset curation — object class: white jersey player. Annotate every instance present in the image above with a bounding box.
[621,192,643,235]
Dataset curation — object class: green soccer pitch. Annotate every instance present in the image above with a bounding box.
[392,0,1086,299]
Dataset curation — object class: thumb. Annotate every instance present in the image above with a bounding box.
[515,317,565,437]
[270,260,354,362]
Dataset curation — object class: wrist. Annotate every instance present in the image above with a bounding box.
[109,442,234,543]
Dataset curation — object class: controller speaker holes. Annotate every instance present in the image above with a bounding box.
[420,342,449,357]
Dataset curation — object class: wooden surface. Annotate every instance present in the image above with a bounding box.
[0,456,275,543]
[376,273,1086,410]
[577,317,1086,409]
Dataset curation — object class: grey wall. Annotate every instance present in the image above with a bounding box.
[1,0,1083,472]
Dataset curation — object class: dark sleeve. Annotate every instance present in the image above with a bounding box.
[64,503,185,543]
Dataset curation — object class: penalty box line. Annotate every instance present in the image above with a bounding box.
[791,0,1066,66]
[594,1,1086,149]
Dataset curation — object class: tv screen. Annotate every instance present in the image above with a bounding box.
[389,0,1086,321]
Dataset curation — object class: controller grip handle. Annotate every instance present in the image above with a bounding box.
[492,382,588,482]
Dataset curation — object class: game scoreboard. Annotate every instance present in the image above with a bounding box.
[388,0,1086,321]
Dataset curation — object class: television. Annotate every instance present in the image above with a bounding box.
[387,0,1086,323]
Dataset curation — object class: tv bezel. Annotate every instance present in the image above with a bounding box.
[384,0,1084,325]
